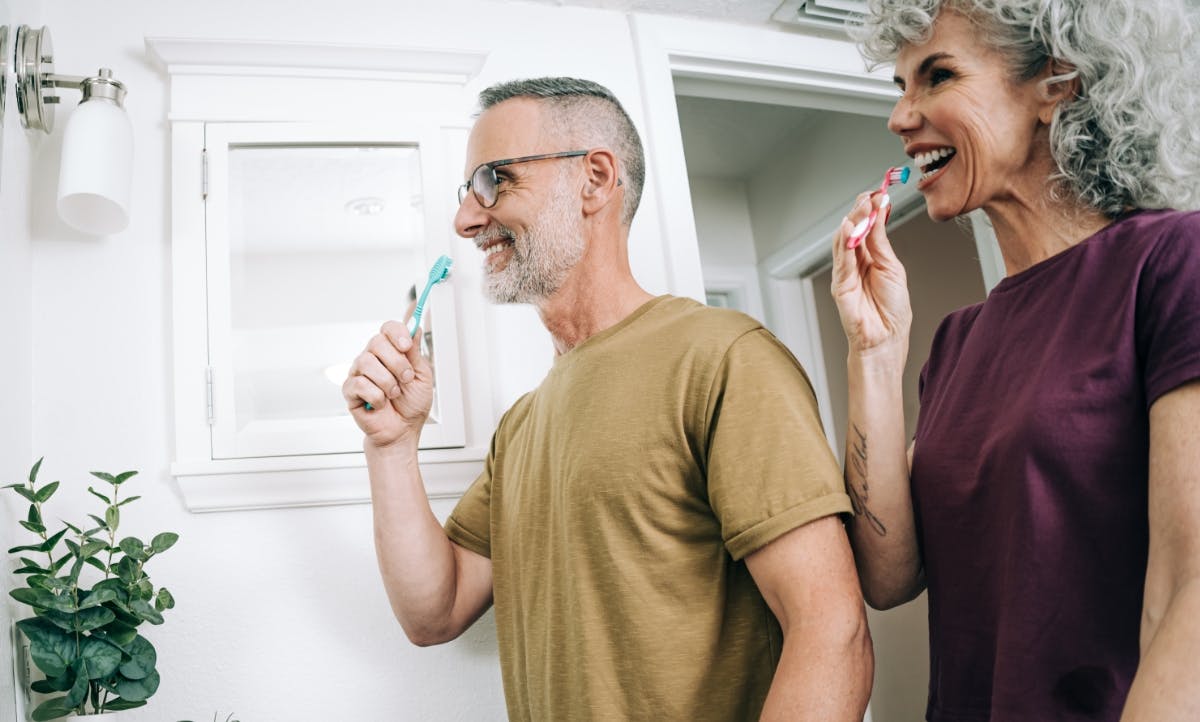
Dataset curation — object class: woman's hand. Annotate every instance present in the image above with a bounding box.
[831,192,913,356]
[343,321,434,449]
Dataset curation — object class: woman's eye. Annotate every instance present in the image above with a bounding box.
[930,68,953,86]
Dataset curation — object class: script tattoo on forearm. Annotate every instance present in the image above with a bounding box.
[847,423,887,536]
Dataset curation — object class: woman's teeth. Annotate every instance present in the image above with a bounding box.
[916,147,957,180]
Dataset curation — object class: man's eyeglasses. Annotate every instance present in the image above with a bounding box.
[457,150,589,208]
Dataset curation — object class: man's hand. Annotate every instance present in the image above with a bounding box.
[343,321,434,448]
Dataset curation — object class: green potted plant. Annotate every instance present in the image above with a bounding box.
[6,458,178,721]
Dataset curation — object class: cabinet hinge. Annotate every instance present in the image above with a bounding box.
[205,366,215,425]
[201,148,209,200]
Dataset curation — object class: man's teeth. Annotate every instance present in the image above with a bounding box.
[915,147,957,179]
[484,241,511,257]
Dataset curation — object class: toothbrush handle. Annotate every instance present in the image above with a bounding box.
[407,305,425,339]
[847,208,879,249]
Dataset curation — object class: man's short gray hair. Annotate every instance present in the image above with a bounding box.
[478,77,646,226]
[852,0,1200,216]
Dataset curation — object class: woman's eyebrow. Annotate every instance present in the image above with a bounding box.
[895,51,954,85]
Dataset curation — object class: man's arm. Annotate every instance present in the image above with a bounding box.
[1121,380,1200,720]
[745,515,874,721]
[346,320,494,645]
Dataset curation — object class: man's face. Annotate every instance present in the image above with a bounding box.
[454,99,587,304]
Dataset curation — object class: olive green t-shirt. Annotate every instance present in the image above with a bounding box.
[446,295,850,721]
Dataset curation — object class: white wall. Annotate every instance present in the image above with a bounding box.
[689,175,766,320]
[1,1,44,716]
[747,112,905,263]
[1,1,679,719]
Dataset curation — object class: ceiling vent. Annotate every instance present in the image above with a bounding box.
[771,0,868,33]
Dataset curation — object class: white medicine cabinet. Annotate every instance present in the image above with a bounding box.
[150,37,492,511]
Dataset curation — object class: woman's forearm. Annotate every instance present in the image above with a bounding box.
[844,347,924,609]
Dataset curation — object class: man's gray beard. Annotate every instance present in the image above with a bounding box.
[482,187,586,304]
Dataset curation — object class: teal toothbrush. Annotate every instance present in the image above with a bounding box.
[365,254,453,411]
[407,254,454,338]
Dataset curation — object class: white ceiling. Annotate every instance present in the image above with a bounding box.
[676,96,821,179]
[500,0,787,27]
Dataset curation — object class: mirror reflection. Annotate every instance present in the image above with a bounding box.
[226,142,443,434]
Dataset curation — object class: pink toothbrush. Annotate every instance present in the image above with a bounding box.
[847,166,910,249]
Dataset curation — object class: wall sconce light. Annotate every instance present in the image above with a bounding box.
[12,25,133,235]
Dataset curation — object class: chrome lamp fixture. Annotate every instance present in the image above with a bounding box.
[12,25,133,234]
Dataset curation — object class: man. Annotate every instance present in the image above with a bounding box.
[344,77,872,720]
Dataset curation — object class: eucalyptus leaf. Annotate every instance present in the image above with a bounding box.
[90,471,116,483]
[114,556,139,584]
[105,505,120,531]
[11,587,75,614]
[118,635,157,680]
[9,485,37,503]
[16,618,74,678]
[102,698,147,711]
[155,587,176,612]
[80,587,119,609]
[87,487,112,505]
[27,503,42,525]
[129,598,164,625]
[72,606,117,632]
[80,540,107,558]
[113,470,139,485]
[34,481,60,503]
[150,532,179,553]
[37,610,77,633]
[88,514,108,531]
[83,556,109,574]
[27,575,68,593]
[39,528,68,553]
[29,457,44,482]
[117,495,142,507]
[19,520,47,534]
[92,618,139,649]
[65,660,89,707]
[19,557,46,571]
[113,669,159,702]
[80,635,123,679]
[30,664,73,693]
[30,695,75,722]
[119,537,148,561]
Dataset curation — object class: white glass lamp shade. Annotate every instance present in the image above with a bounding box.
[56,98,133,235]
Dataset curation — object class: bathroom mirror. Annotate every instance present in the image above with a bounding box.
[202,124,465,460]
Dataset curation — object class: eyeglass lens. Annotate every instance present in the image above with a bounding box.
[457,164,497,208]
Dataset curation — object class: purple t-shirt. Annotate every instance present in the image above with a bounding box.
[912,209,1200,721]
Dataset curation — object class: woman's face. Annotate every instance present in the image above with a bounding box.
[888,10,1055,221]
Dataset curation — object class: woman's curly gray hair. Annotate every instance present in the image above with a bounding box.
[853,0,1200,216]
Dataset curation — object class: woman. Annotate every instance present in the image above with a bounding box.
[832,0,1200,719]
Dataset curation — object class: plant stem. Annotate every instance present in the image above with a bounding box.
[104,481,121,578]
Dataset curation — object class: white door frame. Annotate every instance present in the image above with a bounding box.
[630,13,902,451]
[630,13,1003,452]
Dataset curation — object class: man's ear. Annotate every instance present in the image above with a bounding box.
[580,148,622,217]
[1036,60,1080,125]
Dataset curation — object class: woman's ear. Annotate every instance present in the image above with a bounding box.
[580,148,622,217]
[1036,60,1080,125]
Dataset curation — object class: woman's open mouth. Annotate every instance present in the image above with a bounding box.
[916,147,957,182]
